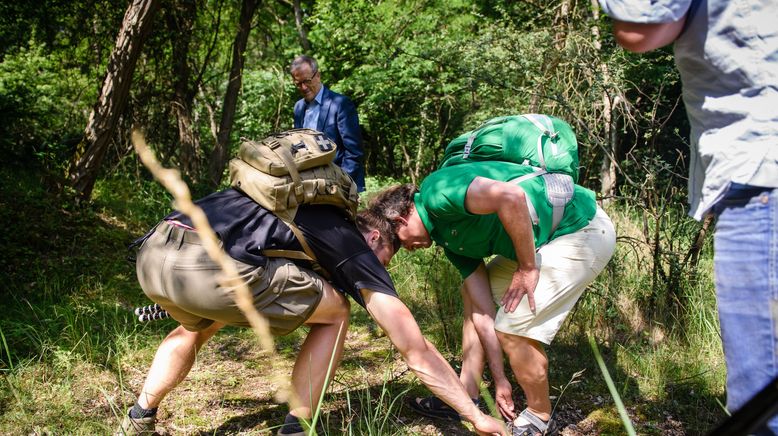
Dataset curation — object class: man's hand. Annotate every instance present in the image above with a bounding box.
[472,412,508,436]
[495,376,515,420]
[501,266,540,313]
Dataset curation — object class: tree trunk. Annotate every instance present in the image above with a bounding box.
[207,0,259,188]
[166,0,200,179]
[591,0,620,204]
[293,0,311,52]
[684,214,715,268]
[599,93,620,203]
[68,0,160,202]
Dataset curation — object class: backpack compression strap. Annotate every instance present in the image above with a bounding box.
[260,140,308,201]
[521,114,559,170]
[462,117,508,159]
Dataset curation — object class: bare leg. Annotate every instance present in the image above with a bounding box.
[137,322,224,409]
[288,281,350,420]
[497,331,551,420]
[460,286,485,399]
[134,282,349,422]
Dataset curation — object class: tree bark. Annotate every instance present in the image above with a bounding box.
[292,0,311,52]
[68,0,160,202]
[166,0,200,179]
[207,0,259,188]
[599,93,620,204]
[684,214,715,268]
[591,0,620,204]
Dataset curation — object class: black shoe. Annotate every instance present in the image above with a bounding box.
[276,413,306,436]
[407,395,480,421]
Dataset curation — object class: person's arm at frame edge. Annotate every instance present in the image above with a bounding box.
[360,289,507,435]
[611,17,687,53]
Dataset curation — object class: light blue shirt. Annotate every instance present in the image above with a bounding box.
[303,86,325,130]
[599,0,778,219]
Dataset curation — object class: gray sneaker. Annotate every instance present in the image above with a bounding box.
[508,409,559,436]
[114,409,156,435]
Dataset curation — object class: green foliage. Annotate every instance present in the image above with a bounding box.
[0,42,92,167]
[235,67,294,138]
[93,171,176,227]
[0,1,725,433]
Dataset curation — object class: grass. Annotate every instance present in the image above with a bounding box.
[0,165,728,434]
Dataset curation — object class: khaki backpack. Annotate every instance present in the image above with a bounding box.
[229,129,359,273]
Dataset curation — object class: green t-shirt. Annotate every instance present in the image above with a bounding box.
[415,161,596,278]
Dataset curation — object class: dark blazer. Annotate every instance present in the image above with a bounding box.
[294,86,365,191]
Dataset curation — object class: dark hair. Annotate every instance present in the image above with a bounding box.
[356,209,400,254]
[367,184,418,235]
[290,55,318,75]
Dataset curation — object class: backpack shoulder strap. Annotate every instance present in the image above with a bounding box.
[541,173,575,237]
[509,170,546,227]
[509,170,575,241]
[262,219,332,280]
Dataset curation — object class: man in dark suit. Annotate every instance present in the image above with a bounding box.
[291,55,365,192]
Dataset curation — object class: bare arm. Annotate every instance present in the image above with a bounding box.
[361,289,506,435]
[612,18,686,53]
[463,264,515,419]
[464,176,539,313]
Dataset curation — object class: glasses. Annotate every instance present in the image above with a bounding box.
[293,70,319,88]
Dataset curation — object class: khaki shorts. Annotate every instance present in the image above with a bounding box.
[136,221,324,336]
[489,207,616,344]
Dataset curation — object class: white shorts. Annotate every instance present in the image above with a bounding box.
[489,206,616,344]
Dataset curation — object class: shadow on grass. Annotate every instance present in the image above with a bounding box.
[196,398,285,435]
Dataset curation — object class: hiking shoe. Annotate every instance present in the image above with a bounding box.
[407,395,480,421]
[114,408,157,435]
[276,424,305,436]
[508,409,559,436]
[276,413,306,436]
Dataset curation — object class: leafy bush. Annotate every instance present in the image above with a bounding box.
[0,42,93,169]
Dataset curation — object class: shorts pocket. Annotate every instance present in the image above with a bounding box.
[214,261,275,308]
[250,263,284,310]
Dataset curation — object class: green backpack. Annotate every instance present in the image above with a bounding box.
[441,114,580,237]
[229,128,359,274]
[441,114,579,181]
